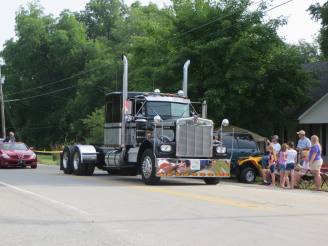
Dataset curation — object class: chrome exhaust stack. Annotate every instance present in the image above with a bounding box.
[183,60,190,97]
[122,55,128,148]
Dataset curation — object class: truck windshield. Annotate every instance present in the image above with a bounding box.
[147,102,190,119]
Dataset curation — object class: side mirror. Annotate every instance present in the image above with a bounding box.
[30,147,35,151]
[154,114,162,125]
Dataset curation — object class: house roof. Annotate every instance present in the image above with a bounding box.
[298,92,328,123]
[303,61,328,100]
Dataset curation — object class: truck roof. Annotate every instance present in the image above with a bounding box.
[105,91,190,103]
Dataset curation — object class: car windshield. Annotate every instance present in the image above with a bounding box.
[1,143,28,151]
[147,102,190,119]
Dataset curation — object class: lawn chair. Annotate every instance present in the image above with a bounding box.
[299,169,328,190]
[299,170,314,190]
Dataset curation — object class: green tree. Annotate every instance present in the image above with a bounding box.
[82,107,104,144]
[309,2,328,58]
[1,3,91,146]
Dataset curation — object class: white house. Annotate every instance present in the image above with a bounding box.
[298,92,328,161]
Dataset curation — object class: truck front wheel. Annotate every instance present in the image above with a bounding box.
[140,149,160,185]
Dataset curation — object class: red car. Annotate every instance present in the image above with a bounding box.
[0,142,37,168]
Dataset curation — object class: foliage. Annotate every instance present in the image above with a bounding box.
[82,107,104,144]
[0,0,317,146]
[309,2,328,58]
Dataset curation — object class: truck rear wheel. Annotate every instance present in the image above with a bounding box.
[203,178,220,185]
[72,147,95,176]
[140,149,160,185]
[60,146,74,174]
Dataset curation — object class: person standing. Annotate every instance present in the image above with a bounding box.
[267,135,281,154]
[267,145,277,187]
[3,131,16,143]
[296,130,311,168]
[308,135,323,191]
[278,144,288,188]
[286,141,297,188]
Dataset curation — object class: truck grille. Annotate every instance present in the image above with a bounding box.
[176,118,213,157]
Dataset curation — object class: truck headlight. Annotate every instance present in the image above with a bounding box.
[160,145,172,152]
[216,146,226,154]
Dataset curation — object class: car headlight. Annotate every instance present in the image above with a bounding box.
[31,153,36,159]
[160,144,172,152]
[0,153,10,159]
[216,146,226,154]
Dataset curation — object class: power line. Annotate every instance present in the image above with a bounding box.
[4,85,76,103]
[5,64,109,97]
[195,0,294,42]
[169,0,270,40]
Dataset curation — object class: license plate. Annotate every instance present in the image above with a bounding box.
[19,160,25,165]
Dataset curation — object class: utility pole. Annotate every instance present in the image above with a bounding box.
[0,57,6,139]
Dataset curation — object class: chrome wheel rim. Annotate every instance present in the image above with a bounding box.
[63,152,68,169]
[73,152,80,170]
[246,170,255,182]
[142,156,152,179]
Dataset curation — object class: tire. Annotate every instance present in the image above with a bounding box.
[140,149,160,185]
[60,146,74,174]
[72,146,95,176]
[31,165,37,169]
[204,178,220,185]
[240,166,257,183]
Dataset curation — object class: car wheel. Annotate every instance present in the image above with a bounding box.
[60,146,74,174]
[203,178,220,185]
[72,146,95,176]
[31,165,37,169]
[140,149,160,185]
[240,166,257,183]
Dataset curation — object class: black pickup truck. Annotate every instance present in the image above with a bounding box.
[217,132,262,178]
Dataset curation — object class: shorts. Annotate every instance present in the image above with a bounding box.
[261,155,269,168]
[279,164,286,172]
[269,164,276,174]
[286,163,295,171]
[310,159,323,171]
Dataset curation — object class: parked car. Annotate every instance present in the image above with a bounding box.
[216,131,264,183]
[0,142,37,168]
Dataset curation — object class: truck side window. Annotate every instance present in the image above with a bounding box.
[105,95,121,123]
[238,138,258,150]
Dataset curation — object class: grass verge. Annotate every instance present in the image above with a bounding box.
[37,154,60,166]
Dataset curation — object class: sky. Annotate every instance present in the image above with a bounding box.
[0,0,326,50]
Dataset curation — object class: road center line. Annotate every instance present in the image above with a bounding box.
[0,181,91,217]
[133,186,271,210]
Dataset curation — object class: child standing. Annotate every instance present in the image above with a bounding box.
[278,144,288,188]
[268,145,277,187]
[286,141,297,188]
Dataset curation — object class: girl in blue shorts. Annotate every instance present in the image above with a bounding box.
[268,145,277,187]
[278,144,288,188]
[286,141,297,188]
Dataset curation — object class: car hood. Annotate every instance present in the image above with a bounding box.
[2,149,34,157]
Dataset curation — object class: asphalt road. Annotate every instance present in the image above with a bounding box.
[1,165,328,246]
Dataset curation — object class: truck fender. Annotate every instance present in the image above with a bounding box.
[74,144,98,164]
[137,140,154,165]
[238,156,262,173]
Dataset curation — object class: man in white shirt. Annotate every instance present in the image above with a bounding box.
[296,130,311,168]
